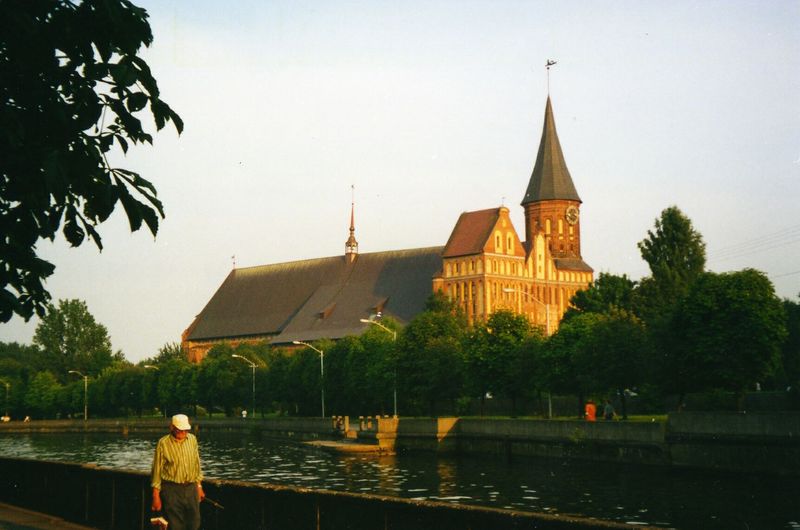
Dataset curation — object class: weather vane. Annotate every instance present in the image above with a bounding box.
[546,59,557,94]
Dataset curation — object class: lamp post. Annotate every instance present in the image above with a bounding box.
[292,341,325,418]
[360,318,398,417]
[231,355,256,418]
[502,287,553,419]
[68,370,88,421]
[144,365,165,417]
[0,379,9,418]
[502,287,550,336]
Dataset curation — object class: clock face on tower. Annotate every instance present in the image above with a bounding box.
[566,205,579,225]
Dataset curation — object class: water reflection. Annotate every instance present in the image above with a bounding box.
[1,432,799,530]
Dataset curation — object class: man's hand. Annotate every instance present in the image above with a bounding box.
[197,484,205,503]
[151,489,162,512]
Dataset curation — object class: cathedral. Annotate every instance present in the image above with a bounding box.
[433,96,593,331]
[182,97,592,362]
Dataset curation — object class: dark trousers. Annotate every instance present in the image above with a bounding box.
[161,482,201,530]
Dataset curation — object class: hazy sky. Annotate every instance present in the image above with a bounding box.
[2,1,798,363]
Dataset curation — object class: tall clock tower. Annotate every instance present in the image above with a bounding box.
[521,96,583,259]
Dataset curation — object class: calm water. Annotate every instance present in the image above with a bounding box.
[1,432,799,530]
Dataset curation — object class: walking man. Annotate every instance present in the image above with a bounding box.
[151,414,204,530]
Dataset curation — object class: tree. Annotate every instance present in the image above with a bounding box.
[464,310,539,416]
[24,371,62,418]
[147,342,186,365]
[33,299,117,378]
[397,294,467,416]
[563,272,637,321]
[578,310,649,419]
[635,206,706,323]
[196,344,242,416]
[359,323,399,416]
[778,296,800,391]
[542,312,605,417]
[668,269,787,406]
[156,358,196,416]
[0,0,182,322]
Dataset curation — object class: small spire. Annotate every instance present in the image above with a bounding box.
[345,185,359,261]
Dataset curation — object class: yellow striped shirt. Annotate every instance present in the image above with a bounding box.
[151,433,203,489]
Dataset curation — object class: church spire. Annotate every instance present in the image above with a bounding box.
[521,96,581,205]
[345,185,359,262]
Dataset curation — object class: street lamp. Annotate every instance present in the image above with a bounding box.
[292,341,325,418]
[231,354,256,418]
[144,365,166,417]
[503,287,551,336]
[360,318,398,417]
[502,287,554,418]
[68,370,88,421]
[0,379,10,418]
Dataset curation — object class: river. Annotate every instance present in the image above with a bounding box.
[0,432,798,529]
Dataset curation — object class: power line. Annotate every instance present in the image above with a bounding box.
[707,223,800,264]
[770,269,800,279]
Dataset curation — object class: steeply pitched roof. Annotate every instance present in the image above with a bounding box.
[553,257,594,272]
[521,97,581,204]
[185,247,443,344]
[442,208,500,258]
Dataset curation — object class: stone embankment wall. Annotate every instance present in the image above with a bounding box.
[0,457,646,530]
[2,412,798,475]
[358,412,800,475]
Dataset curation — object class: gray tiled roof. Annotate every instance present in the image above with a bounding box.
[521,97,581,204]
[185,247,444,344]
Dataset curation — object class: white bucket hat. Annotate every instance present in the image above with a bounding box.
[171,414,191,431]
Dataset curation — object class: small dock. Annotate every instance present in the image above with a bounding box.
[303,439,393,454]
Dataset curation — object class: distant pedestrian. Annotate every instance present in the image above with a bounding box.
[151,414,204,530]
[584,400,596,422]
[603,400,615,421]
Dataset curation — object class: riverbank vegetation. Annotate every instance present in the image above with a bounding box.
[1,207,798,420]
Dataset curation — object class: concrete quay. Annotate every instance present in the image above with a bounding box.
[0,502,97,530]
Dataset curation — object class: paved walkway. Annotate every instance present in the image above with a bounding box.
[0,503,96,530]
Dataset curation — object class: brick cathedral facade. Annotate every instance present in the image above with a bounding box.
[433,97,593,333]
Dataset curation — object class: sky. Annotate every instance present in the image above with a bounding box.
[1,0,798,363]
